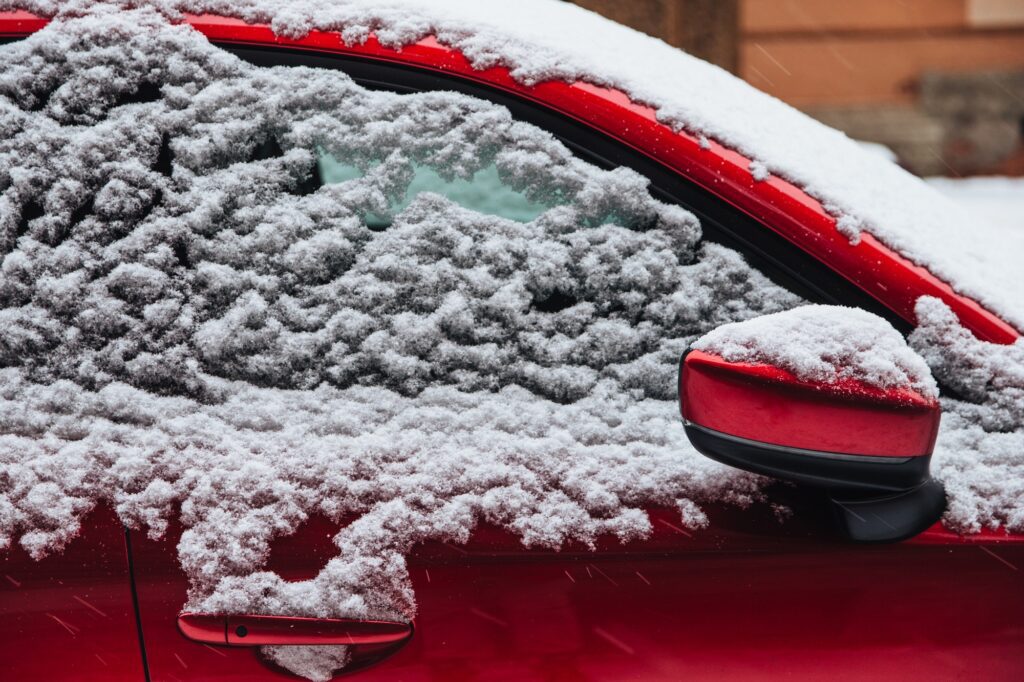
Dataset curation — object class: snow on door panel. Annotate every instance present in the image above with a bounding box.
[129,505,1024,680]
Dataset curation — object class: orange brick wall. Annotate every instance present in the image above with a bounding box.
[740,0,1024,106]
[569,0,1024,174]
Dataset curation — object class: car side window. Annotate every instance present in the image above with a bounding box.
[319,155,549,228]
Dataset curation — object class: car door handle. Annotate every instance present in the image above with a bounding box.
[177,612,413,646]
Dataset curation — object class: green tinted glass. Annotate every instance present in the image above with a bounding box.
[318,153,548,228]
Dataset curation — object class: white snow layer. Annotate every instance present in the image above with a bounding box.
[3,0,1019,331]
[694,305,939,399]
[910,297,1024,534]
[1,5,1023,681]
[928,176,1024,233]
[0,8,797,679]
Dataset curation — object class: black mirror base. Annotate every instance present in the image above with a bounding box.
[683,422,932,493]
[829,478,946,543]
[683,422,947,543]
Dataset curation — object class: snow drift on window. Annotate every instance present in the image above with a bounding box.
[0,7,800,679]
[5,0,1019,332]
[910,297,1024,535]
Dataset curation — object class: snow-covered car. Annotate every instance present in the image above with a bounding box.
[1,2,1022,681]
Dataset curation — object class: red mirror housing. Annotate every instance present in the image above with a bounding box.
[679,349,945,541]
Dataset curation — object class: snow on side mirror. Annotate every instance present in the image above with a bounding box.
[678,306,946,542]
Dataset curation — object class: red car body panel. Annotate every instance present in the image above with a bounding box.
[1,9,1022,681]
[0,507,146,680]
[680,350,941,457]
[128,513,1024,681]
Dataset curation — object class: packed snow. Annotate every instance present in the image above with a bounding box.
[1,4,1022,681]
[0,7,798,679]
[693,305,939,399]
[4,0,1019,331]
[910,297,1024,534]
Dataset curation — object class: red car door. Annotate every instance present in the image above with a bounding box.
[128,502,1024,681]
[0,507,147,681]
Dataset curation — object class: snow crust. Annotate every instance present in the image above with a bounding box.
[694,305,939,398]
[910,297,1024,533]
[1,5,1022,680]
[0,7,796,678]
[4,0,1018,330]
[263,644,350,682]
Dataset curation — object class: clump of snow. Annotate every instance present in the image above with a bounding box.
[692,305,939,398]
[770,503,793,524]
[834,215,862,245]
[748,160,769,182]
[263,644,350,682]
[0,7,798,679]
[910,297,1024,533]
[675,497,708,530]
[4,0,1018,331]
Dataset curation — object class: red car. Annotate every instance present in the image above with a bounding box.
[1,4,1021,681]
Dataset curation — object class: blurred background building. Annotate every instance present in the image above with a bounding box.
[570,0,1024,177]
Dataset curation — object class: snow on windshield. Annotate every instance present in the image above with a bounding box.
[0,7,801,679]
[1,4,1023,681]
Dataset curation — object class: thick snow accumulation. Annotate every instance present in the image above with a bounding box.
[5,0,1019,331]
[693,305,939,398]
[0,7,801,679]
[910,297,1024,534]
[1,4,1023,681]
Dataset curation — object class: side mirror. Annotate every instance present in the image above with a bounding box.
[679,349,945,542]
